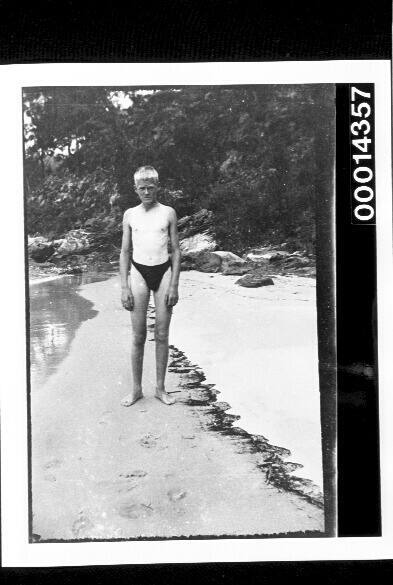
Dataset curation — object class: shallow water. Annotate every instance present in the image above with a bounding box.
[28,271,116,387]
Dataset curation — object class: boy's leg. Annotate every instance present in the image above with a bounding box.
[121,265,150,406]
[153,267,175,404]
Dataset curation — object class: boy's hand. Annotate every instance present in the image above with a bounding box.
[121,286,134,311]
[165,285,179,307]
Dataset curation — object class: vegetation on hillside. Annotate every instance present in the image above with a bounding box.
[24,85,335,253]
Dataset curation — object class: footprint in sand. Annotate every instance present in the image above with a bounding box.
[118,501,154,519]
[43,473,57,483]
[72,511,95,538]
[139,433,160,448]
[167,488,187,502]
[118,482,138,494]
[120,470,147,478]
[42,458,62,470]
[98,410,113,426]
[118,470,147,493]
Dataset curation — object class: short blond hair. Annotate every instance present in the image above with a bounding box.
[134,166,159,183]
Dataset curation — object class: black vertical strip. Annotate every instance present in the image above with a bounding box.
[336,84,381,536]
[315,84,337,537]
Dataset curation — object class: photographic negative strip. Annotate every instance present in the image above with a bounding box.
[0,61,392,566]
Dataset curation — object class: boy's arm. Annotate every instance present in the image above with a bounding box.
[119,210,133,310]
[167,208,181,306]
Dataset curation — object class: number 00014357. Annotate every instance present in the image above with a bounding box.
[350,86,375,223]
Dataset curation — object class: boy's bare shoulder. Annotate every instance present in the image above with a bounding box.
[123,205,140,219]
[159,203,177,217]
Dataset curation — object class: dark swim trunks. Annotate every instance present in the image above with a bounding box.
[132,258,171,292]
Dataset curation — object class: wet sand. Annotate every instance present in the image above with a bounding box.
[31,275,324,540]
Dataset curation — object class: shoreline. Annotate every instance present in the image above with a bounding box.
[167,342,323,507]
[29,274,68,286]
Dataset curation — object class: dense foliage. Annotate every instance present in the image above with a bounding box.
[24,85,335,252]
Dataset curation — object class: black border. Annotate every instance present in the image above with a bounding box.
[2,560,393,583]
[1,0,391,577]
[0,1,391,65]
[336,84,381,536]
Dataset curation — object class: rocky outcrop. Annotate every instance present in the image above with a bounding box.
[236,274,274,288]
[211,251,244,263]
[181,249,248,274]
[242,245,315,277]
[53,229,94,257]
[178,209,217,256]
[221,263,250,276]
[211,251,247,275]
[181,251,222,273]
[28,237,56,262]
[179,233,216,255]
[177,209,215,239]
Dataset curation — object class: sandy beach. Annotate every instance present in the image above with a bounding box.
[30,272,324,540]
[171,271,322,488]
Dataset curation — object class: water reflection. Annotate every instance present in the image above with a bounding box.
[29,271,115,387]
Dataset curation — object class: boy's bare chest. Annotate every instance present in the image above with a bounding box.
[129,208,169,234]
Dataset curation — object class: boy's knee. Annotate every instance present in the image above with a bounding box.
[132,331,146,346]
[155,328,169,344]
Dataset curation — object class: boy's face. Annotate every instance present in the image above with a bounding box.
[134,177,159,205]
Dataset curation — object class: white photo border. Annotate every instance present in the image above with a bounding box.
[0,60,392,566]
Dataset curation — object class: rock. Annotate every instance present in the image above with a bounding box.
[268,251,291,263]
[59,266,83,275]
[245,249,271,262]
[181,251,222,272]
[221,262,251,276]
[53,229,93,256]
[245,253,270,263]
[236,274,274,288]
[283,256,310,268]
[180,258,196,271]
[28,235,48,247]
[178,209,217,256]
[179,233,216,254]
[29,242,55,262]
[181,249,250,274]
[211,251,245,263]
[194,252,222,273]
[213,251,247,275]
[177,209,215,238]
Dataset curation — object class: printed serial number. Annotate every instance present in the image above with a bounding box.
[350,86,375,223]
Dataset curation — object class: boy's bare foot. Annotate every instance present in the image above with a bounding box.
[155,389,176,405]
[121,390,143,407]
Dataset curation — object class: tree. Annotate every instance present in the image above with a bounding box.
[24,84,335,251]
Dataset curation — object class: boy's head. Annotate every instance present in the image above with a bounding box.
[134,166,159,205]
[134,166,159,185]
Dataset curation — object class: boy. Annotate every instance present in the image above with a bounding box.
[119,166,181,405]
